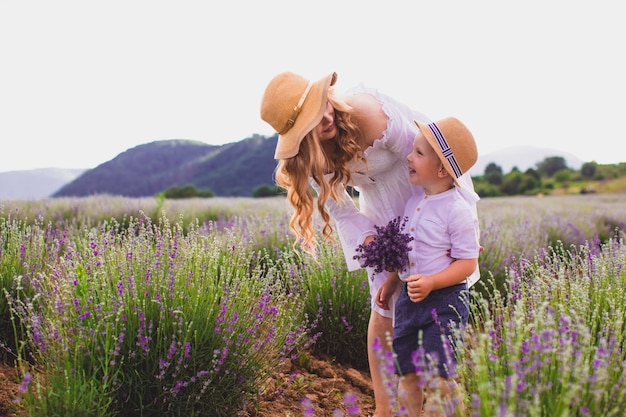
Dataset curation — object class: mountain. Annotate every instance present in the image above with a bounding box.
[1,139,590,200]
[471,146,584,176]
[52,135,279,198]
[0,168,87,200]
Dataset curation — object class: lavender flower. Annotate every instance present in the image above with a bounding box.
[353,216,414,274]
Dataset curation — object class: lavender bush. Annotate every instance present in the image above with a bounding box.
[2,209,312,416]
[2,193,626,416]
[458,238,626,416]
[300,244,371,369]
[475,194,626,296]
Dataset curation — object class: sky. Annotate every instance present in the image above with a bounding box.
[1,1,624,173]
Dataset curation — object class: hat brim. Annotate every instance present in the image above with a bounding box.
[274,72,337,159]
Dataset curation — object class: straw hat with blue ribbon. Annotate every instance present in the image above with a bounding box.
[414,117,478,187]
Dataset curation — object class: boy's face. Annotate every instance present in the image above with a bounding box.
[406,132,444,187]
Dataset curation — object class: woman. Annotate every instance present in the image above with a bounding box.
[260,71,479,416]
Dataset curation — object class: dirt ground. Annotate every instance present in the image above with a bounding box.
[241,354,375,417]
[0,354,376,417]
[0,362,21,416]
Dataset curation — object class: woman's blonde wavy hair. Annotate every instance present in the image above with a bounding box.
[274,88,365,257]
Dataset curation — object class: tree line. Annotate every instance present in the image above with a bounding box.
[473,157,626,197]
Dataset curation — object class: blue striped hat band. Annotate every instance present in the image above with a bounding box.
[428,122,463,178]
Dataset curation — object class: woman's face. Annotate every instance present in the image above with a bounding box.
[313,102,337,142]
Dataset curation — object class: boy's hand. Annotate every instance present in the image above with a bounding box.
[406,274,435,303]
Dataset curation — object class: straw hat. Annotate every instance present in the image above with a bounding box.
[414,117,478,187]
[260,71,337,159]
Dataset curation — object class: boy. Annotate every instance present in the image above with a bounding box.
[377,117,480,416]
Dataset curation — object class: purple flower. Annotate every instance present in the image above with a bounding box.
[18,372,32,394]
[353,216,414,274]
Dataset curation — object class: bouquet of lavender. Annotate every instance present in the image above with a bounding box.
[353,216,414,274]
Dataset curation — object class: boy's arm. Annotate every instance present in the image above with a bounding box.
[406,258,477,303]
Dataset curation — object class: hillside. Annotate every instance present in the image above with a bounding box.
[52,135,279,198]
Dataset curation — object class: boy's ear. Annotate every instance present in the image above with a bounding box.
[438,166,450,179]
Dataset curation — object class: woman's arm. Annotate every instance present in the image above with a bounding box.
[345,93,388,148]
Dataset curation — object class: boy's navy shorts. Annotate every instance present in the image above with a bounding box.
[392,282,469,378]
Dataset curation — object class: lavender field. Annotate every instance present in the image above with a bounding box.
[1,194,625,416]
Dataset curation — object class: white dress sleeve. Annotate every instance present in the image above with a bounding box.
[309,177,376,271]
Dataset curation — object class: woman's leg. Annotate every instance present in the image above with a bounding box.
[368,309,394,417]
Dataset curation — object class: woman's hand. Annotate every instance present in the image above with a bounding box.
[375,271,399,310]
